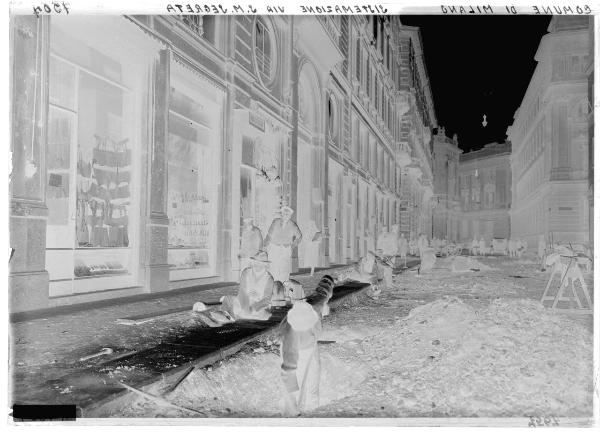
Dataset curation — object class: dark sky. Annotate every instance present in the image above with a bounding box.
[399,15,552,152]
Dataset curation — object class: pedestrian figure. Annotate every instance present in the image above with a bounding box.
[398,233,408,268]
[221,251,275,321]
[239,217,263,274]
[265,205,302,282]
[280,277,333,416]
[304,220,322,276]
[408,238,417,256]
[366,228,376,254]
[521,238,529,256]
[471,237,479,256]
[479,237,486,257]
[417,233,425,258]
[538,234,547,270]
[516,237,524,258]
[508,238,517,257]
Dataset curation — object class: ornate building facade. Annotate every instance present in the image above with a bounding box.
[9,15,436,313]
[458,142,512,243]
[506,16,592,249]
[432,127,462,241]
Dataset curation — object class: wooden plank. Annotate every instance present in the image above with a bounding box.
[118,381,205,416]
[116,301,222,325]
[160,365,195,395]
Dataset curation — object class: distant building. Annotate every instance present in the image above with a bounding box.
[506,16,592,249]
[458,142,512,243]
[432,127,462,241]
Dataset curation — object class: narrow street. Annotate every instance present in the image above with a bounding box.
[8,11,596,425]
[89,255,593,419]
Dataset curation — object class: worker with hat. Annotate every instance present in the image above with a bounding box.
[265,205,302,282]
[221,250,275,320]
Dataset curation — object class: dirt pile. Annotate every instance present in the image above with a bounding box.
[164,344,369,417]
[354,297,593,416]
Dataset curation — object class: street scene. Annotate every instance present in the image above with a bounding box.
[8,11,595,423]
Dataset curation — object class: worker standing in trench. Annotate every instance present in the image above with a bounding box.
[280,276,334,416]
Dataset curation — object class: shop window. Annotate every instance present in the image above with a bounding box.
[76,71,130,251]
[255,18,275,85]
[45,52,133,286]
[167,74,221,278]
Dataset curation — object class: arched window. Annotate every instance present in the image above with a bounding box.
[255,18,275,84]
[327,95,338,144]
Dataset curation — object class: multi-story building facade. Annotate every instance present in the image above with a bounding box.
[432,127,461,241]
[507,16,592,249]
[458,142,512,243]
[9,14,436,313]
[586,17,594,246]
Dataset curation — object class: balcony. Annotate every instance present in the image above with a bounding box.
[550,167,572,181]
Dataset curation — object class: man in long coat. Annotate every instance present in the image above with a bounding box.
[265,205,302,282]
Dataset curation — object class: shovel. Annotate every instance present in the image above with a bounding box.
[79,347,114,362]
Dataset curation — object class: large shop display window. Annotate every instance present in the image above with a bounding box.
[45,17,153,296]
[168,63,223,281]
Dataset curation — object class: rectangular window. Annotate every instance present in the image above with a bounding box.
[355,41,361,82]
[167,66,223,279]
[45,16,149,296]
[361,126,369,168]
[366,60,371,96]
[352,115,359,161]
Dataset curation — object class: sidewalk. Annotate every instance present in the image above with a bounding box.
[9,264,368,409]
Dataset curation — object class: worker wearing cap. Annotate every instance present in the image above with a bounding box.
[265,205,302,282]
[221,251,274,320]
[280,276,333,416]
[239,217,263,273]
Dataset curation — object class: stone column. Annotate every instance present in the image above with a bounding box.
[9,16,50,312]
[289,31,300,273]
[143,49,170,293]
[219,56,235,281]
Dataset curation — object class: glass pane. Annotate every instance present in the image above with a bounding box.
[240,166,255,222]
[46,107,73,227]
[170,87,210,127]
[76,71,129,249]
[49,57,76,110]
[167,112,215,250]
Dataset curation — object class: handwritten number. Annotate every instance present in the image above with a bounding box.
[528,416,560,427]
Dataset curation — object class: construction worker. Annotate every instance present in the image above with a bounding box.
[239,217,263,273]
[280,277,333,416]
[221,251,275,320]
[265,205,302,282]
